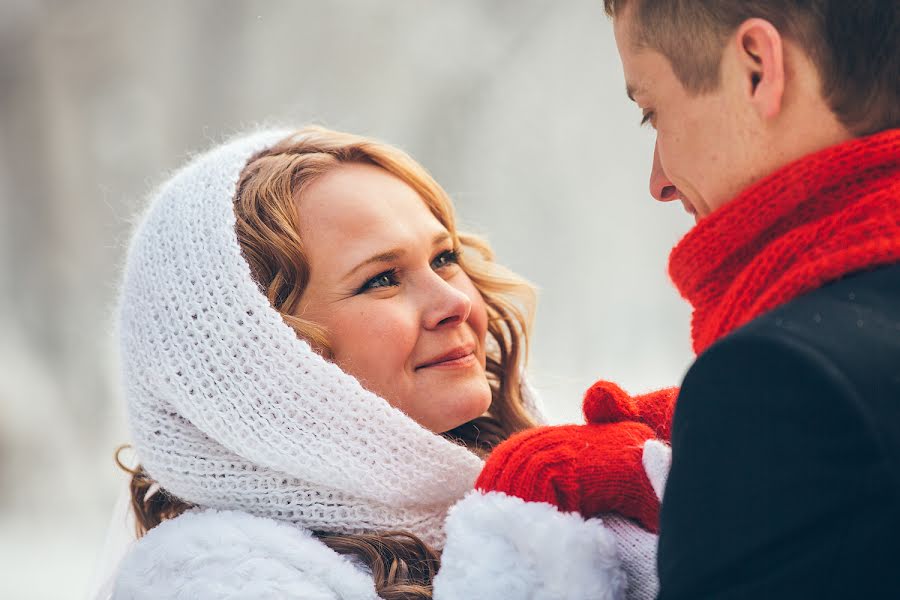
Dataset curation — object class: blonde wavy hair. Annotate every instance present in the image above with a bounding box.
[120,126,538,598]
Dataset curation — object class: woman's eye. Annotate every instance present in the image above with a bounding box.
[360,269,399,292]
[431,249,459,269]
[640,110,655,127]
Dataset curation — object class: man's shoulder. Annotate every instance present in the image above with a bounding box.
[680,262,900,476]
[717,261,900,393]
[663,266,900,600]
[747,261,900,344]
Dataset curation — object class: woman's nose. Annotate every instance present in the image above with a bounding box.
[421,275,472,330]
[649,142,679,202]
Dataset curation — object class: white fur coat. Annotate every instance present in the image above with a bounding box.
[111,491,637,600]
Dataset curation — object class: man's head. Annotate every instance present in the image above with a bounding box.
[607,0,899,220]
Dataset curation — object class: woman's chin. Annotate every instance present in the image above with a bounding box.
[427,381,493,434]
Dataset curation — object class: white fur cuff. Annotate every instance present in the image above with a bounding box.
[434,491,627,600]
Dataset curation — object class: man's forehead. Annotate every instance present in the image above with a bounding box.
[625,72,653,102]
[620,43,660,103]
[614,16,652,104]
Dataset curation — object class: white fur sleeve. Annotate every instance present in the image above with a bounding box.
[433,491,627,600]
[111,509,379,600]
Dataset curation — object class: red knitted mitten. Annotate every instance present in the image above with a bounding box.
[583,380,679,441]
[476,420,663,532]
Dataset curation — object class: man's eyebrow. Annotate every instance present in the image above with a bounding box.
[341,232,452,282]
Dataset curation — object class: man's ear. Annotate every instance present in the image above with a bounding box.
[733,18,785,120]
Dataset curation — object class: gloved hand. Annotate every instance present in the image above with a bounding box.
[438,448,671,600]
[476,420,667,532]
[583,380,679,441]
[476,380,677,533]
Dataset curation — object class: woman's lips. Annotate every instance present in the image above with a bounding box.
[424,353,477,369]
[416,347,477,370]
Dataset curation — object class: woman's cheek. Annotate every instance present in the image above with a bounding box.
[464,285,490,350]
[334,305,417,373]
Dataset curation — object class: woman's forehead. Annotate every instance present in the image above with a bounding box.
[297,164,449,265]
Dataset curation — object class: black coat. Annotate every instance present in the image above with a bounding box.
[658,262,900,599]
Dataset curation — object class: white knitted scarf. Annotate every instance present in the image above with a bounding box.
[118,130,543,549]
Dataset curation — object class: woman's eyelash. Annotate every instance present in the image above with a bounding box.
[640,111,655,127]
[359,268,399,293]
[357,250,458,294]
[431,249,459,269]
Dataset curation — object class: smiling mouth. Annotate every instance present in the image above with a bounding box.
[416,347,477,370]
[681,200,702,223]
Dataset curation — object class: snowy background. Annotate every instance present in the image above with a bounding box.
[0,1,694,597]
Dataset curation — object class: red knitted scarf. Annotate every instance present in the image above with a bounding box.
[669,128,900,355]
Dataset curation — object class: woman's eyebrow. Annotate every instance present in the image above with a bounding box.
[342,250,404,281]
[341,232,452,282]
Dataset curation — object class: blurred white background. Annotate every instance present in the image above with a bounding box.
[0,1,695,597]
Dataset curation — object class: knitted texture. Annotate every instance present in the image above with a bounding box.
[670,128,900,354]
[603,515,660,600]
[476,421,662,533]
[583,381,678,442]
[117,130,486,548]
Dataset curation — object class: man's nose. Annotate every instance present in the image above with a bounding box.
[649,142,679,202]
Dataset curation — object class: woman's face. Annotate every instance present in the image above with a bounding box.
[295,163,491,433]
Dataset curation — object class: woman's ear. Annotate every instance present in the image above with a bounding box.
[733,18,785,120]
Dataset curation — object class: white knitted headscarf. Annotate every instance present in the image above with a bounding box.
[117,129,530,549]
